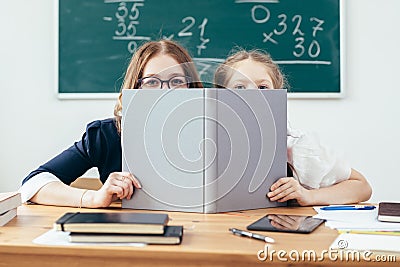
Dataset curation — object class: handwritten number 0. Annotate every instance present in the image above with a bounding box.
[308,40,320,58]
[251,5,270,24]
[128,41,137,54]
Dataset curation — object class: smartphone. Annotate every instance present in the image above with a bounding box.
[247,214,325,234]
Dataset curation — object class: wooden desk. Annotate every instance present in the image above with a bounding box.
[0,204,397,266]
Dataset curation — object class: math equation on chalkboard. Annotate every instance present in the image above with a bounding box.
[58,0,343,98]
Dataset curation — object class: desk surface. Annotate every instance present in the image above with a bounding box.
[0,204,397,266]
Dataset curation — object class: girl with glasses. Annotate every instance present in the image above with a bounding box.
[20,40,203,208]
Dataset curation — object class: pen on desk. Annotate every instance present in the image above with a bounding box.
[320,205,376,211]
[229,228,275,243]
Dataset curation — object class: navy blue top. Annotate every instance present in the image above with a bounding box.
[22,118,121,185]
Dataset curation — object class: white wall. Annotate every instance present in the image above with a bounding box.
[0,0,399,202]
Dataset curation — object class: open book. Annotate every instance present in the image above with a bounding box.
[121,89,287,213]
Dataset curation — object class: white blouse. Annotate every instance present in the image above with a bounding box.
[287,123,351,189]
[19,172,61,203]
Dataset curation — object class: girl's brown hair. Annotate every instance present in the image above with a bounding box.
[114,40,203,132]
[214,49,287,89]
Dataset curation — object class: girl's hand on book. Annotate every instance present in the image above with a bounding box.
[91,172,142,207]
[267,177,312,206]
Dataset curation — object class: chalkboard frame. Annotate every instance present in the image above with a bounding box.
[55,0,345,100]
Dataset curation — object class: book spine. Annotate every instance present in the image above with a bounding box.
[203,89,218,213]
[0,193,21,214]
[0,208,17,226]
[54,212,80,231]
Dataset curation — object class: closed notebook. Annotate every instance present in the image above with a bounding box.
[0,192,21,214]
[378,202,400,222]
[69,225,183,244]
[54,212,169,234]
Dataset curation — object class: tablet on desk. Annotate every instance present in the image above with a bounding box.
[247,214,325,234]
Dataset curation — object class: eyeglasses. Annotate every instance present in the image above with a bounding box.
[138,76,191,89]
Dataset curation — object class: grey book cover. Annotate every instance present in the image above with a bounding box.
[121,89,286,213]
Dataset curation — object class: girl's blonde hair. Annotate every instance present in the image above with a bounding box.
[114,40,203,132]
[214,49,287,89]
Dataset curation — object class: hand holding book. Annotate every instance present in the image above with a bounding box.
[82,172,142,208]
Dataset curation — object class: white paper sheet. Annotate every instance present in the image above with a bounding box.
[33,229,147,247]
[330,233,400,252]
[313,207,400,230]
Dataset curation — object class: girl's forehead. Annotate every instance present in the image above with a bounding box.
[231,59,272,80]
[143,55,184,76]
[234,59,266,71]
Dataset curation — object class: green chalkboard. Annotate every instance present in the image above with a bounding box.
[58,0,343,98]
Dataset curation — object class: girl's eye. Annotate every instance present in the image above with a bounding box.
[142,78,160,87]
[233,84,246,89]
[147,80,158,86]
[170,77,186,87]
[258,85,270,89]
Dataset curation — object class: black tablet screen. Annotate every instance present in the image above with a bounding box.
[247,214,325,234]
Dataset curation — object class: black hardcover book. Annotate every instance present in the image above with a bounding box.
[54,212,169,234]
[378,202,400,223]
[69,225,183,244]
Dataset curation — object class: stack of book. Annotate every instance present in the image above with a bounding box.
[54,212,183,244]
[0,192,21,226]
